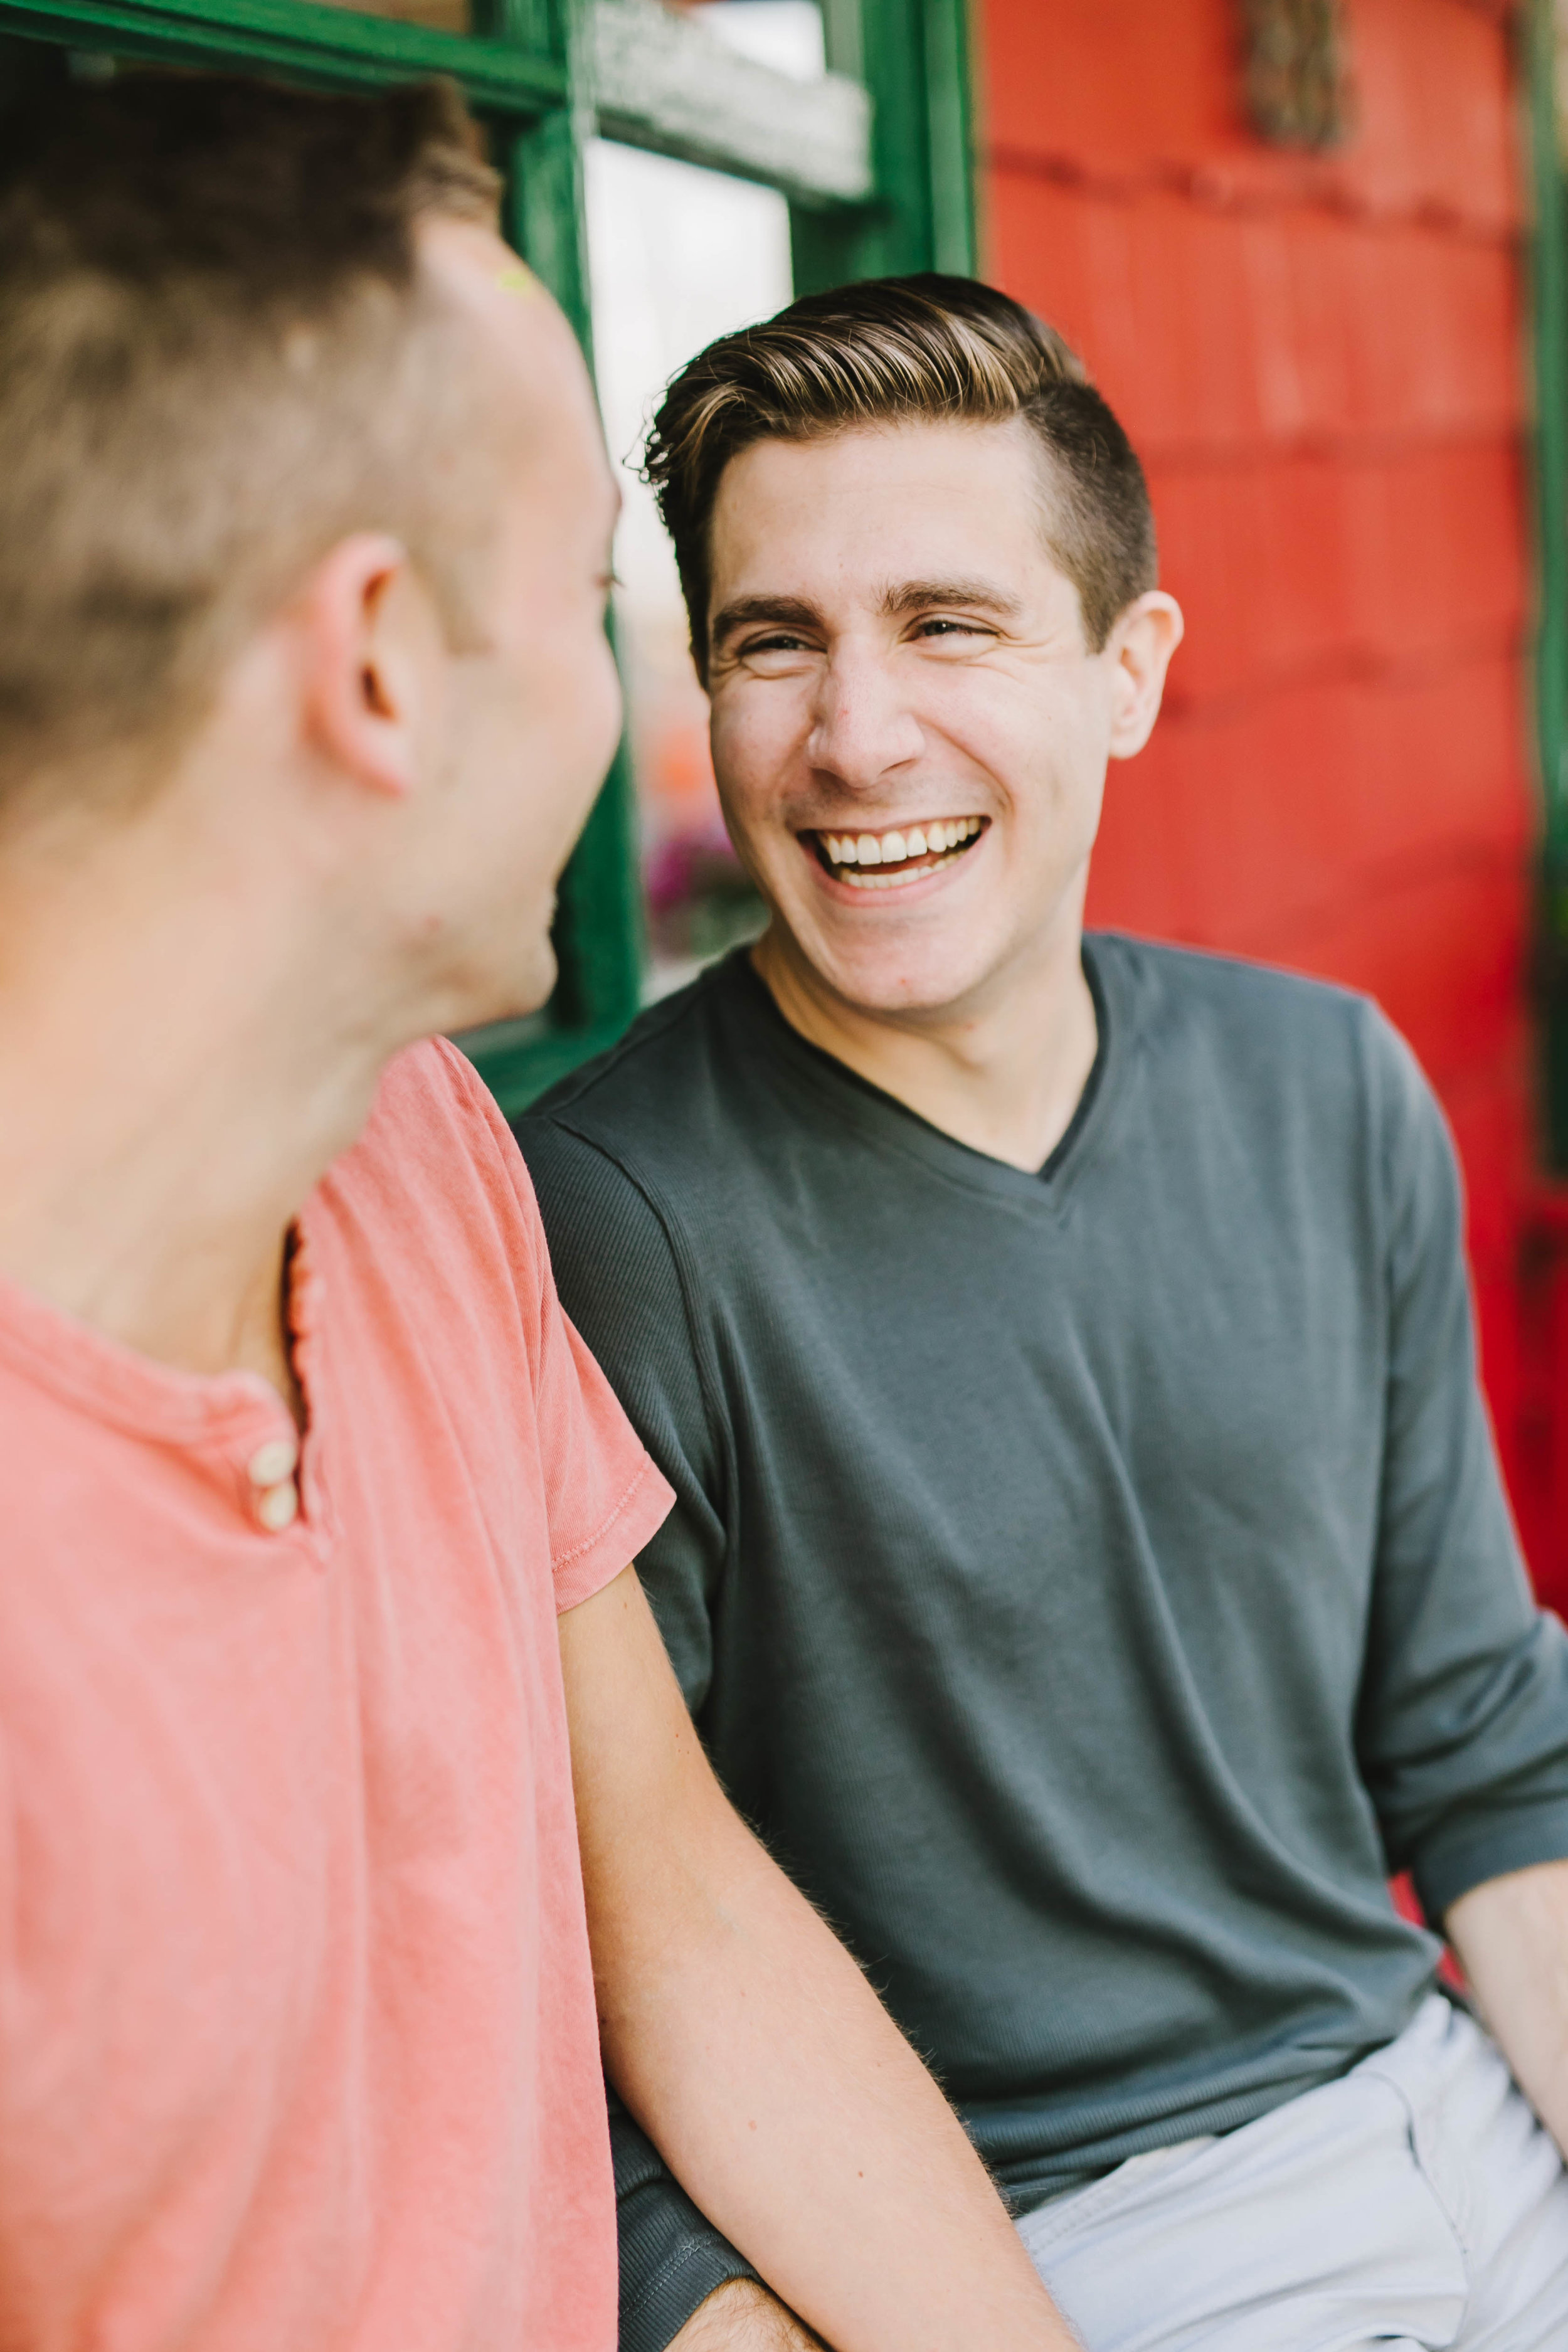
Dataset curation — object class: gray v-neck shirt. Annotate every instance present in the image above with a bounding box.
[520,933,1568,2351]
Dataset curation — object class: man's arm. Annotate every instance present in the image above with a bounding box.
[1448,1859,1568,2156]
[559,1565,1078,2352]
[1353,1017,1568,1933]
[669,2279,821,2349]
[524,1115,806,2348]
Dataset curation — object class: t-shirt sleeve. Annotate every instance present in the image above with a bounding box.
[430,1042,674,1614]
[519,1109,731,1707]
[1355,1010,1568,1921]
[531,1279,678,1616]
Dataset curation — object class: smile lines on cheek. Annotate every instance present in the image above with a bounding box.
[810,816,985,889]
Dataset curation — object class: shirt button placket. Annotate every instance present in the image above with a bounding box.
[246,1435,300,1533]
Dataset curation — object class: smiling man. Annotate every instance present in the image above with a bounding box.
[0,109,1082,2352]
[521,277,1568,2351]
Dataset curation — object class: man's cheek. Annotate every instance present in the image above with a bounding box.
[711,712,781,840]
[707,696,745,778]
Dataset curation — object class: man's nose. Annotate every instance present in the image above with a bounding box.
[805,647,924,793]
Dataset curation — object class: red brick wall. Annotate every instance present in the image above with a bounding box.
[976,0,1565,1602]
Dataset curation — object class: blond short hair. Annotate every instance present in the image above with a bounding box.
[0,71,501,807]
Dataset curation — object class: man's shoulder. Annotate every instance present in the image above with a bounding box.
[518,961,762,1202]
[1096,933,1438,1194]
[319,1034,551,1310]
[331,1034,520,1201]
[1094,930,1369,1035]
[516,978,760,1389]
[1094,931,1406,1086]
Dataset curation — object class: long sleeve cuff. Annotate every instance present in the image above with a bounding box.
[1411,1794,1568,1925]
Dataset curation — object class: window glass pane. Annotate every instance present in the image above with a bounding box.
[586,137,795,995]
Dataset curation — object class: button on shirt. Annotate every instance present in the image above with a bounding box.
[0,1037,674,2352]
[246,1433,300,1528]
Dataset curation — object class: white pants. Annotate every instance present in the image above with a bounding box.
[1017,1996,1568,2350]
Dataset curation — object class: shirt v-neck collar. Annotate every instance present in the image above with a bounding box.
[721,931,1134,1217]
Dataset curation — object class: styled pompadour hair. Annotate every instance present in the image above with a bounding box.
[644,273,1157,678]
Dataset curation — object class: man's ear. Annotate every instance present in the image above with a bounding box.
[1105,591,1184,762]
[296,533,447,800]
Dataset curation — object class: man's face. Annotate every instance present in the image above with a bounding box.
[410,223,622,1027]
[704,417,1163,1024]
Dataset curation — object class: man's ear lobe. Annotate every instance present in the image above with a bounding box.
[297,532,443,800]
[1106,591,1184,763]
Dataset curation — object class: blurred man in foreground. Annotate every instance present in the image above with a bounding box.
[0,83,1079,2352]
[522,277,1568,2349]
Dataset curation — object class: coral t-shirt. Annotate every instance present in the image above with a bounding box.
[0,1038,674,2352]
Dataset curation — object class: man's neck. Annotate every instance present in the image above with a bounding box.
[751,915,1099,1175]
[0,820,407,1406]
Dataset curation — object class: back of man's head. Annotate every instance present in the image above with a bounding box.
[0,71,500,812]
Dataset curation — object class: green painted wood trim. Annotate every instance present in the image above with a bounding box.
[461,1014,632,1110]
[918,0,976,277]
[480,0,551,48]
[1528,0,1568,1167]
[507,33,645,1052]
[462,30,644,1119]
[501,78,590,336]
[0,0,563,105]
[790,0,976,292]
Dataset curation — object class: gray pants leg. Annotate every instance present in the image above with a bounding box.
[1016,1997,1568,2351]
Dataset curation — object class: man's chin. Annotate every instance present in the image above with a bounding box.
[804,935,1002,1025]
[448,941,558,1037]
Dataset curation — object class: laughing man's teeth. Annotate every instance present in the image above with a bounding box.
[820,817,982,869]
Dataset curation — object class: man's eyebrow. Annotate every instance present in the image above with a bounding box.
[710,595,824,643]
[879,578,1024,619]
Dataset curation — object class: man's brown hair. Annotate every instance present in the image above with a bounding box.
[643,273,1157,677]
[0,70,501,805]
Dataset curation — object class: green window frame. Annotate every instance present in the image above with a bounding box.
[0,0,976,1115]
